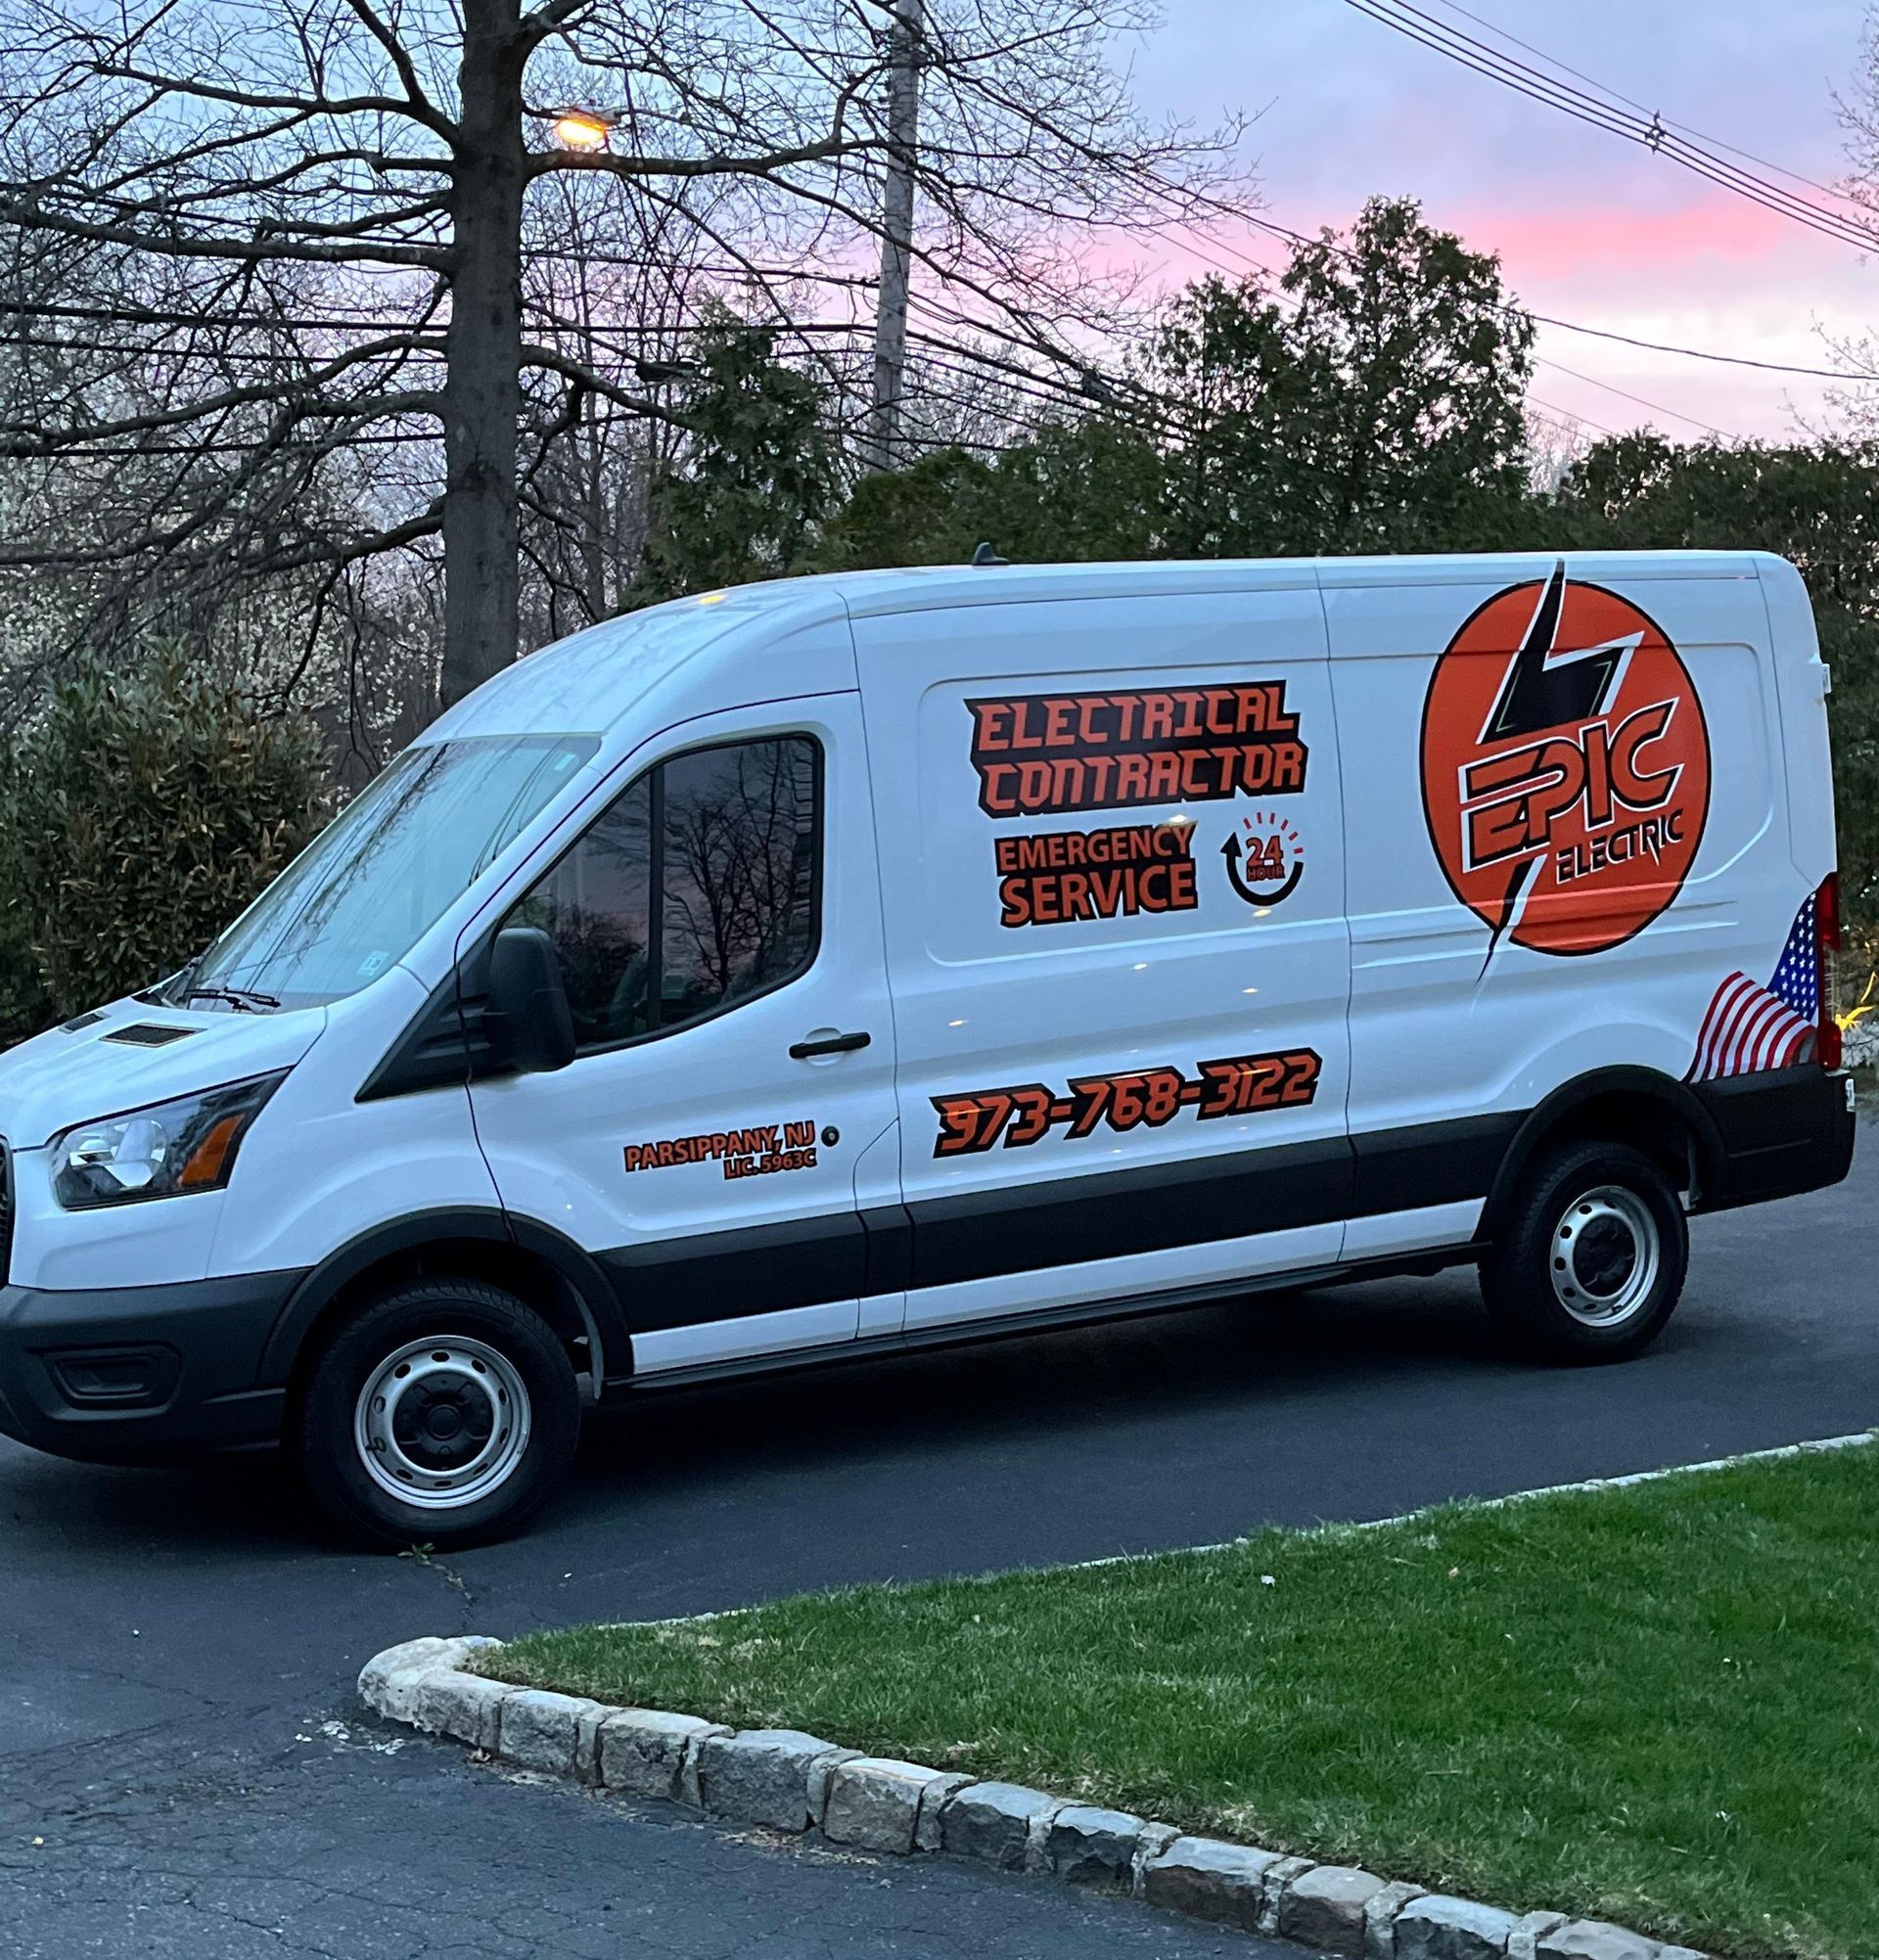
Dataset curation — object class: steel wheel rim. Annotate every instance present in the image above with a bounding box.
[353,1336,531,1510]
[1549,1184,1660,1327]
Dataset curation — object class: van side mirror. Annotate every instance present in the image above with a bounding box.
[484,926,576,1074]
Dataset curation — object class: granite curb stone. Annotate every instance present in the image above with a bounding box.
[1260,1858,1323,1937]
[824,1757,959,1853]
[1538,1924,1679,1960]
[1364,1882,1430,1960]
[359,1639,1714,1960]
[940,1780,1063,1872]
[914,1771,976,1852]
[1509,1915,1573,1960]
[1046,1804,1146,1889]
[1129,1820,1180,1895]
[497,1688,608,1777]
[357,1634,502,1725]
[806,1747,866,1826]
[1142,1837,1297,1934]
[596,1708,732,1802]
[406,1668,510,1753]
[1280,1866,1391,1957]
[1393,1894,1522,1960]
[696,1728,849,1832]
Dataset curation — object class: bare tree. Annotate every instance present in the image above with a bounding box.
[0,0,1252,706]
[0,210,435,759]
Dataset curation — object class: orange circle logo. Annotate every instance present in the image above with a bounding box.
[1420,568,1710,958]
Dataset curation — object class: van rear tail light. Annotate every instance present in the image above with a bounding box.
[1815,872,1843,1070]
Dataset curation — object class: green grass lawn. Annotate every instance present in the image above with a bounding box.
[482,1443,1879,1960]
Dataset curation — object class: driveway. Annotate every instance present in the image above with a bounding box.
[4,1131,1873,1958]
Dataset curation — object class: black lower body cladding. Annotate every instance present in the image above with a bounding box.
[0,1068,1854,1466]
[1692,1066,1856,1208]
[0,1269,305,1464]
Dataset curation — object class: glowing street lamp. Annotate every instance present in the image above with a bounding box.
[551,108,613,153]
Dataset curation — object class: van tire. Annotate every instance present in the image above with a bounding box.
[294,1280,580,1550]
[1481,1141,1688,1363]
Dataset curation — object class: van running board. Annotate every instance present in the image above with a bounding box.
[615,1242,1487,1396]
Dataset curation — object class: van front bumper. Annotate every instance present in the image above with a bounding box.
[0,1270,307,1465]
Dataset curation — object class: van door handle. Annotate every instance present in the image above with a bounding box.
[789,1029,872,1060]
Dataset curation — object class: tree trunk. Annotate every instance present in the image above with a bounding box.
[440,0,527,707]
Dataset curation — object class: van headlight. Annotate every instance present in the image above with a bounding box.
[52,1073,287,1210]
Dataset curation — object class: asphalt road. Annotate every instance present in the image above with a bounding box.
[4,1129,1875,1959]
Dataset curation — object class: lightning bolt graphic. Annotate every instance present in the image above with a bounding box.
[1475,562,1636,982]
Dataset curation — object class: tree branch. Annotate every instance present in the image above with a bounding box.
[0,196,452,269]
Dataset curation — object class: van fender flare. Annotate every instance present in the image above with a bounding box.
[256,1207,630,1391]
[1481,1066,1726,1238]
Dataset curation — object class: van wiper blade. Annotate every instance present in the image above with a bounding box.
[184,984,281,1014]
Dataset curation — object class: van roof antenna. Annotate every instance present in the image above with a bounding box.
[970,541,1010,568]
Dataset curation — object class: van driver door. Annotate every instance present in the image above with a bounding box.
[466,694,903,1375]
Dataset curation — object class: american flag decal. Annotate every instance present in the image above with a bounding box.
[1687,894,1819,1081]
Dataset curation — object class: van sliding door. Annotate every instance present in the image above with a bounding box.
[855,576,1355,1333]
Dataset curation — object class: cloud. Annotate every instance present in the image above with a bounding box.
[1460,195,1800,278]
[1117,0,1871,438]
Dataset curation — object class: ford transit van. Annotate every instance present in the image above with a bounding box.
[0,553,1856,1544]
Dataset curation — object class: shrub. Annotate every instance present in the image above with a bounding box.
[0,898,49,1045]
[1818,609,1879,940]
[0,648,333,1026]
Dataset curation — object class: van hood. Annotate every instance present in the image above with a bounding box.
[0,996,327,1149]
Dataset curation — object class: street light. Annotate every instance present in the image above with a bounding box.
[551,108,613,153]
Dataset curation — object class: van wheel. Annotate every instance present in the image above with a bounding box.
[294,1280,579,1550]
[1481,1141,1688,1363]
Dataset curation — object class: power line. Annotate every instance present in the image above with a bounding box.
[1528,394,1624,438]
[1420,0,1856,205]
[1342,0,1876,249]
[901,290,1191,436]
[1531,358,1734,439]
[1340,0,1879,252]
[0,272,1775,457]
[1221,205,1879,381]
[1519,312,1871,381]
[10,202,1870,396]
[1146,202,1748,437]
[0,213,1811,461]
[1116,146,1879,385]
[917,256,1639,451]
[903,209,1742,448]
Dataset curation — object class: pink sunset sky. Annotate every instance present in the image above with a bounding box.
[1122,0,1875,443]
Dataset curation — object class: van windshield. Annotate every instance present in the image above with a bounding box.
[168,734,600,1012]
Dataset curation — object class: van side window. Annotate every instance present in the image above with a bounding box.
[511,736,820,1053]
[512,774,656,1049]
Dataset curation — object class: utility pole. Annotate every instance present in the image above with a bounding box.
[864,0,924,474]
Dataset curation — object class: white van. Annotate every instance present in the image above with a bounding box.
[0,553,1856,1544]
